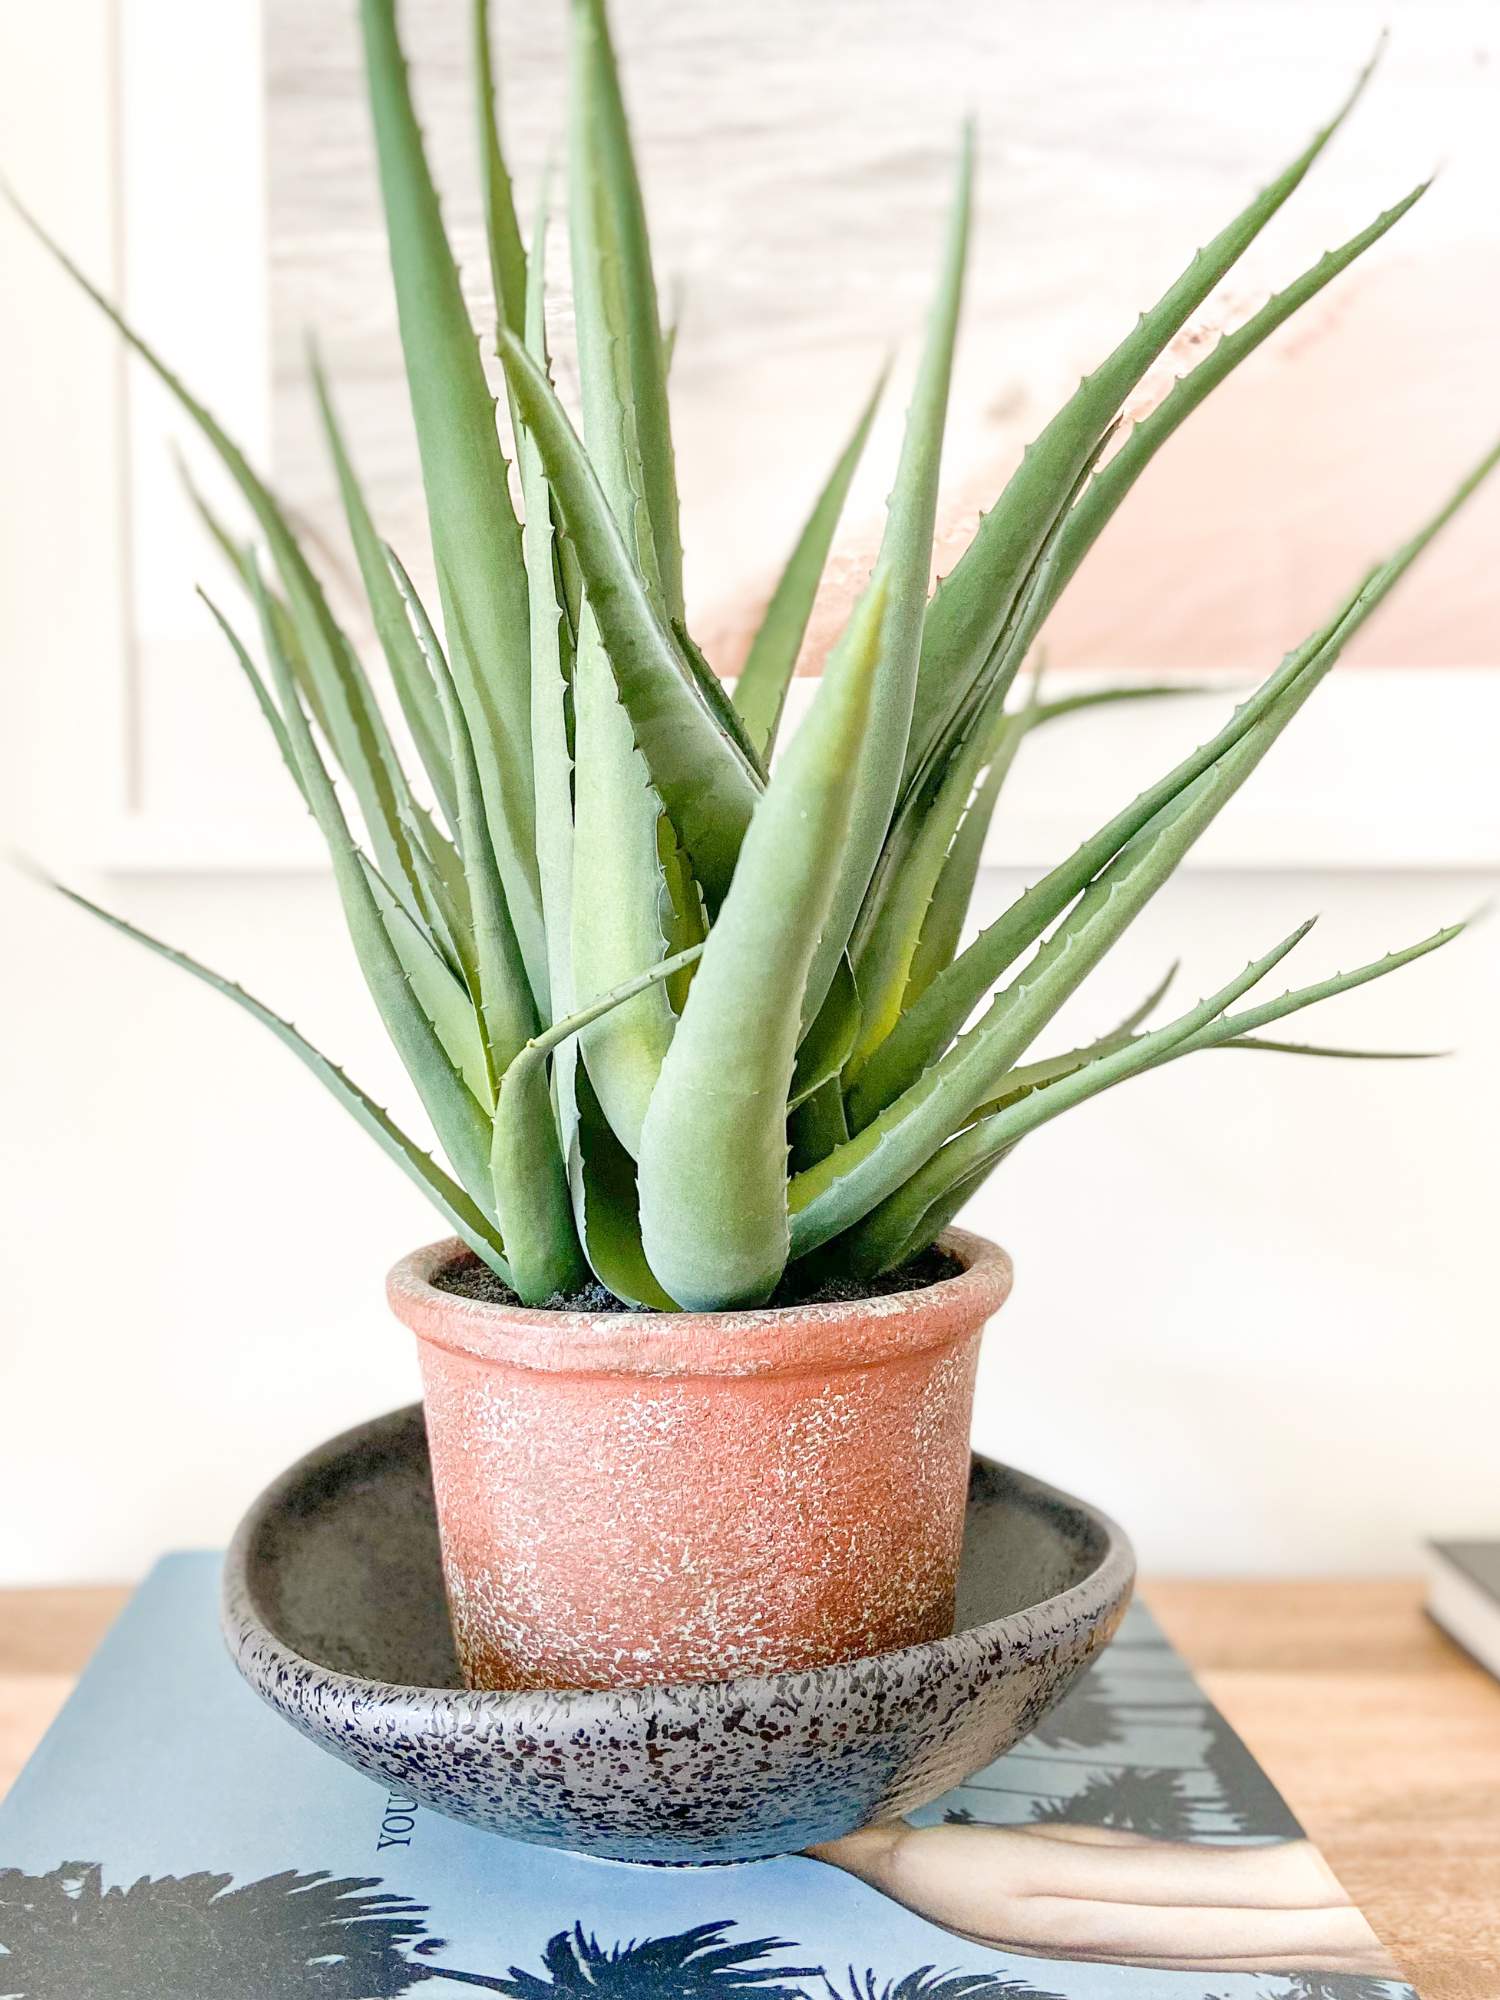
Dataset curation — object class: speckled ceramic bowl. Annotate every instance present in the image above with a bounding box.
[222,1404,1133,1864]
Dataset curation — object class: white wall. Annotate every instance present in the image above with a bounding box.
[1,0,1496,1588]
[1,861,1494,1587]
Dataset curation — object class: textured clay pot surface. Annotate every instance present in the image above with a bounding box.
[387,1227,1014,1692]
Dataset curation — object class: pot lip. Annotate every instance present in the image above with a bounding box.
[387,1227,1013,1379]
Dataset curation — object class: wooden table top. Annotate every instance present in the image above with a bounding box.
[1,1577,1497,1998]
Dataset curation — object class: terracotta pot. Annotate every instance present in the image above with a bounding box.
[387,1226,1013,1693]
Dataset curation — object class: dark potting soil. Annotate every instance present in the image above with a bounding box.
[433,1244,963,1315]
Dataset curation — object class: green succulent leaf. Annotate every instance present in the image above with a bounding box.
[490,1052,588,1302]
[178,462,335,744]
[473,0,528,341]
[906,47,1382,784]
[359,0,546,1008]
[850,655,1015,1071]
[1167,921,1467,1062]
[849,435,1500,1131]
[733,367,887,759]
[515,190,579,1044]
[370,869,495,1110]
[197,590,307,805]
[638,578,888,1308]
[250,561,498,1213]
[1035,181,1431,633]
[567,0,683,622]
[43,873,510,1278]
[827,921,1316,1273]
[569,1063,679,1309]
[905,685,1210,1012]
[491,934,704,1304]
[384,548,538,1083]
[9,191,439,934]
[902,707,1026,1010]
[801,129,974,1033]
[673,618,768,782]
[1217,1035,1448,1059]
[570,608,682,1156]
[308,349,459,834]
[968,959,1180,1119]
[789,952,863,1112]
[498,330,761,908]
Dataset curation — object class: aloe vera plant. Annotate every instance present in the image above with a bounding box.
[18,5,1493,1310]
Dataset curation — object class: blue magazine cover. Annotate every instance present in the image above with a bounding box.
[0,1556,1413,1999]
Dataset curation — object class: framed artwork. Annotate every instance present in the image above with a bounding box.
[12,0,1499,871]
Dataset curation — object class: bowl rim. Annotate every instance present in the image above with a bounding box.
[221,1402,1137,1722]
[387,1226,1015,1379]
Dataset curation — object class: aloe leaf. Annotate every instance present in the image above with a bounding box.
[1167,922,1466,1062]
[408,798,474,946]
[789,953,862,1112]
[905,684,1211,1011]
[570,609,684,1156]
[370,869,494,1109]
[969,960,1179,1119]
[358,0,546,1007]
[196,590,307,803]
[308,349,459,833]
[849,655,1013,1071]
[789,1074,852,1174]
[45,873,511,1277]
[851,920,1464,1276]
[10,193,443,931]
[801,129,974,1033]
[794,772,1260,1253]
[498,331,761,906]
[802,623,1398,1239]
[494,934,705,1292]
[896,418,1119,834]
[850,435,1500,1130]
[849,441,1116,1064]
[823,1145,1004,1283]
[637,580,888,1309]
[673,617,768,781]
[523,940,706,1057]
[907,50,1381,783]
[490,1052,588,1301]
[902,708,1026,1010]
[250,562,498,1212]
[1029,682,1218,726]
[384,549,537,1078]
[1217,1035,1447,1059]
[515,192,577,1029]
[178,462,335,743]
[472,0,527,339]
[815,921,1316,1269]
[1035,182,1430,634]
[569,1062,679,1309]
[204,587,470,1023]
[568,0,683,622]
[733,367,887,758]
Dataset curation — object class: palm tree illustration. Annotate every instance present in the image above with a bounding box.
[1259,1976,1405,2000]
[0,1860,475,1998]
[1026,1683,1121,1753]
[1030,1767,1196,1840]
[823,1965,1065,2000]
[495,1920,818,2000]
[1199,1705,1303,1841]
[3,1863,1058,2000]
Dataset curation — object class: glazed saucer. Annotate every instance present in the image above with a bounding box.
[221,1403,1133,1863]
